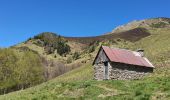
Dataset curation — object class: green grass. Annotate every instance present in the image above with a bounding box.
[55,63,93,82]
[129,28,170,64]
[0,63,169,100]
[0,28,170,100]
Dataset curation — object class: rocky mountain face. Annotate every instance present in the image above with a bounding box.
[111,17,170,33]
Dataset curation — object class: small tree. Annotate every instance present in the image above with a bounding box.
[57,41,70,56]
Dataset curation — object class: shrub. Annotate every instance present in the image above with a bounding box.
[135,90,142,96]
[27,37,32,41]
[67,57,72,63]
[150,22,167,28]
[88,45,95,53]
[57,41,70,56]
[54,55,57,58]
[72,52,80,60]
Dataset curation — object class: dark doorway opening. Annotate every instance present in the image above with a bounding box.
[104,62,108,80]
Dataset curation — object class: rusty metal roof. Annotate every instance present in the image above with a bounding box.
[102,46,154,68]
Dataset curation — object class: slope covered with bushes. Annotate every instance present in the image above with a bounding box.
[33,32,70,55]
[0,48,45,95]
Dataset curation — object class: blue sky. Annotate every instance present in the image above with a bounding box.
[0,0,170,47]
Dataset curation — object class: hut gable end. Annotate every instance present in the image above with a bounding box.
[93,48,109,64]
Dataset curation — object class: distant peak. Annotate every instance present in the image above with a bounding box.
[111,17,170,33]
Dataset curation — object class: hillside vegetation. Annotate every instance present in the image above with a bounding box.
[0,48,45,95]
[33,32,70,55]
[1,26,170,99]
[0,17,170,99]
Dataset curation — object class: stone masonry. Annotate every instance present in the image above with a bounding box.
[94,62,153,80]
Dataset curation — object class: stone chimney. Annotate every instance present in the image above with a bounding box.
[137,49,144,57]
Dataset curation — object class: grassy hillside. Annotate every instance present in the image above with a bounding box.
[130,28,170,64]
[1,66,169,100]
[1,28,170,100]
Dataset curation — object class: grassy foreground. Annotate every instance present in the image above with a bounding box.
[0,62,169,100]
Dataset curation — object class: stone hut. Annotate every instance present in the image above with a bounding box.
[93,46,154,80]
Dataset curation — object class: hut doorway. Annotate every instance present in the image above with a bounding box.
[104,62,109,79]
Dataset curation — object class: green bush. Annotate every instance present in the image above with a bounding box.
[88,45,95,53]
[135,90,142,96]
[67,57,72,63]
[57,41,70,56]
[72,52,80,60]
[150,22,167,28]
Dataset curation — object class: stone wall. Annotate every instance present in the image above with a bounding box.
[109,62,153,80]
[94,62,153,80]
[94,63,105,80]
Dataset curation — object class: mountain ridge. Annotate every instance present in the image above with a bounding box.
[111,17,170,33]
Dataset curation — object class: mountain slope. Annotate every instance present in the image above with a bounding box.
[1,26,170,99]
[0,18,170,100]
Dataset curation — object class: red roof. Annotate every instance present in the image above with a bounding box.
[101,46,154,68]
